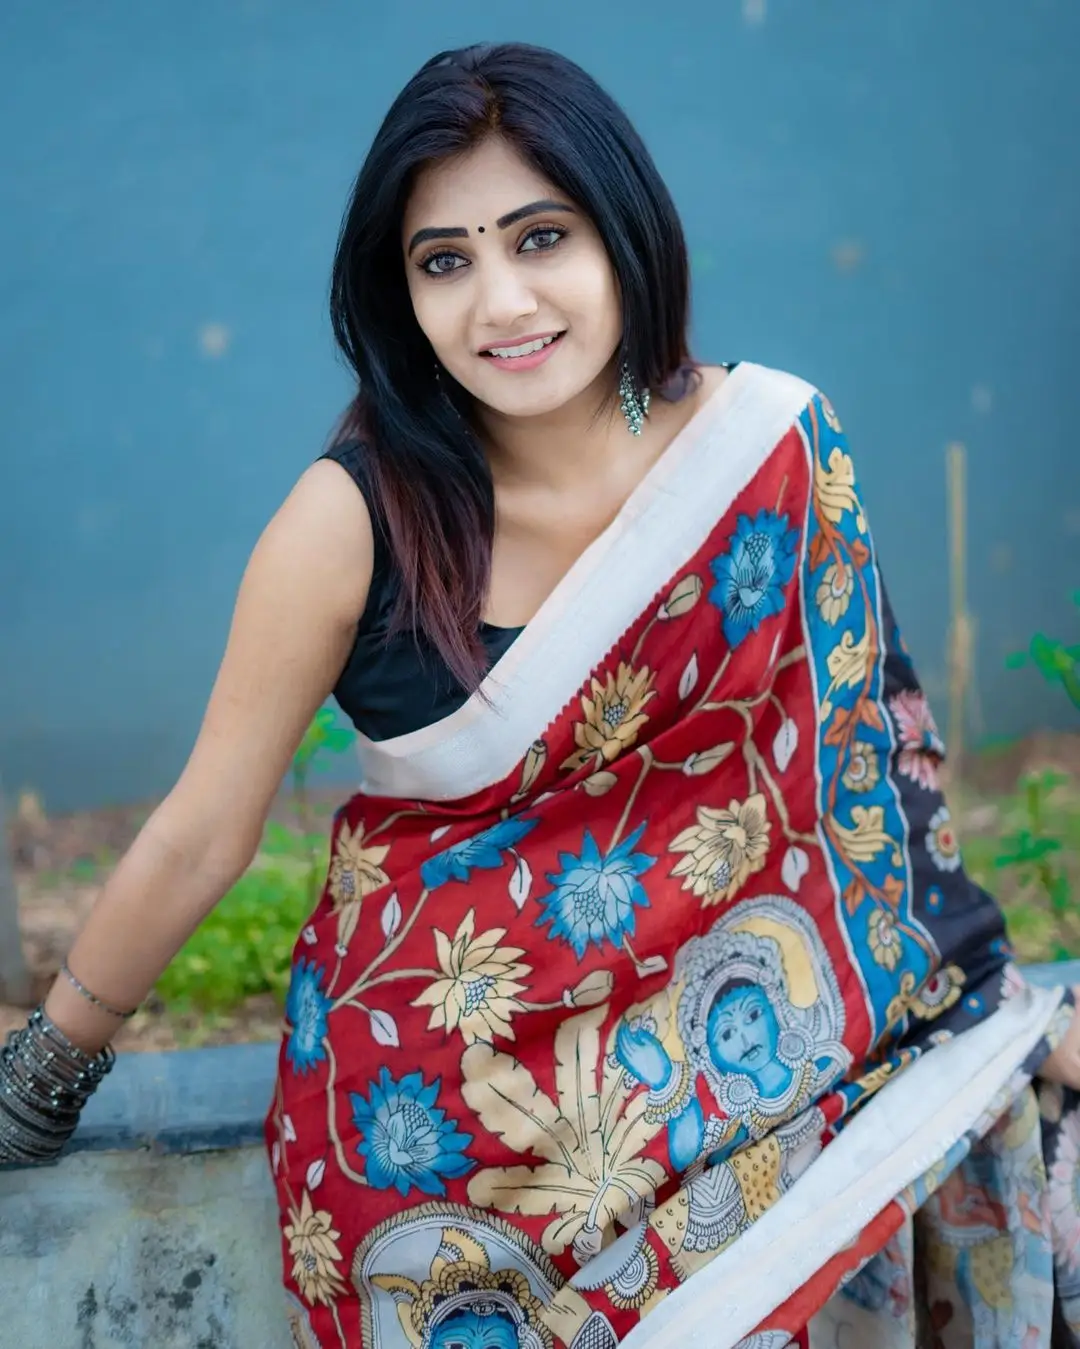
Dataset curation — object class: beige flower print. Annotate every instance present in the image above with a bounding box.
[842,741,881,794]
[868,909,902,970]
[562,662,657,771]
[815,560,854,624]
[668,794,771,907]
[412,909,531,1044]
[284,1190,347,1307]
[328,820,390,909]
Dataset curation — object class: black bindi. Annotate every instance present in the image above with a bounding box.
[477,225,485,233]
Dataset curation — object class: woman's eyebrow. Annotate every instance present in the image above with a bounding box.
[494,198,576,229]
[406,199,576,256]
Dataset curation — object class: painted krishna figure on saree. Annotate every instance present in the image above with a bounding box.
[13,39,1080,1349]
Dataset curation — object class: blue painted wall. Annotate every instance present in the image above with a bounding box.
[2,1,1077,812]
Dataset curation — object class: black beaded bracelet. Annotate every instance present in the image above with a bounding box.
[0,1007,116,1165]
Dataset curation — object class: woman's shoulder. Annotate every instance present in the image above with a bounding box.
[318,436,373,491]
[732,359,822,399]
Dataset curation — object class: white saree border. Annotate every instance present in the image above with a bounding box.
[354,362,817,802]
[614,982,1064,1349]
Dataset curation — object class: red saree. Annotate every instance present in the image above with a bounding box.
[268,364,1073,1349]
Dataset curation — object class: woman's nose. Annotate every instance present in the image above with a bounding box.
[474,257,538,330]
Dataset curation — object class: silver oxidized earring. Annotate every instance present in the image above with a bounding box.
[618,362,651,436]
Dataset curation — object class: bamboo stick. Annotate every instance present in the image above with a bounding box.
[945,442,971,776]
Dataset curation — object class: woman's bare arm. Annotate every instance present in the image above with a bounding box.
[42,458,374,1052]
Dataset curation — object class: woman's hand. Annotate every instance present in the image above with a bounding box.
[1039,988,1080,1089]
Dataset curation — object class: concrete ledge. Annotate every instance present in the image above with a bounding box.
[69,1040,280,1156]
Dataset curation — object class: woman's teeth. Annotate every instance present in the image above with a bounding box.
[485,335,559,359]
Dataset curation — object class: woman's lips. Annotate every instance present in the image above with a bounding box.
[479,332,565,372]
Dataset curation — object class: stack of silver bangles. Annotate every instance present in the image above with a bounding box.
[0,1007,116,1164]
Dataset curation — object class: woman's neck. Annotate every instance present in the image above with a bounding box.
[476,367,626,493]
[476,362,713,497]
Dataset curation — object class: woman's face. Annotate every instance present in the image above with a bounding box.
[402,136,622,422]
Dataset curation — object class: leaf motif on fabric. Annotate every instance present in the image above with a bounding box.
[512,740,548,802]
[781,845,810,893]
[461,1008,665,1256]
[850,538,870,568]
[380,892,402,942]
[467,1162,597,1216]
[368,1008,400,1047]
[815,445,866,532]
[283,1114,297,1143]
[461,1042,569,1165]
[583,771,618,797]
[831,804,892,863]
[861,702,885,733]
[301,925,317,945]
[843,878,867,916]
[306,1159,326,1191]
[271,1141,281,1173]
[772,718,798,773]
[658,573,703,620]
[826,629,871,689]
[508,854,533,910]
[821,628,872,718]
[682,742,736,776]
[554,1004,603,1152]
[430,825,451,843]
[678,652,700,699]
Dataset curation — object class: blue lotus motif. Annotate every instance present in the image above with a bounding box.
[535,824,655,959]
[285,959,332,1075]
[421,816,538,890]
[350,1068,474,1197]
[709,509,800,647]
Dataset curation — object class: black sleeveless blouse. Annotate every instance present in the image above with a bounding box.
[321,440,522,742]
[324,365,739,742]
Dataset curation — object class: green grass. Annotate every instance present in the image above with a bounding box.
[958,773,1080,964]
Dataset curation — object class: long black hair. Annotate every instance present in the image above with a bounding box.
[329,42,694,689]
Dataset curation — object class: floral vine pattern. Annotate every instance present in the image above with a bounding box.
[265,390,1023,1349]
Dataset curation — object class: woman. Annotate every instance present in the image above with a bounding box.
[3,41,1079,1349]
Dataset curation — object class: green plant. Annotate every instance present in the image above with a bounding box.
[988,595,1080,962]
[994,769,1077,962]
[1006,591,1080,710]
[155,706,355,1014]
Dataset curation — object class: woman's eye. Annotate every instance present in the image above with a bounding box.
[520,227,565,253]
[422,252,465,276]
[721,1027,733,1042]
[748,1007,761,1023]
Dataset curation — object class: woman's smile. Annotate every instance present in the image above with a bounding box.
[478,331,566,371]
